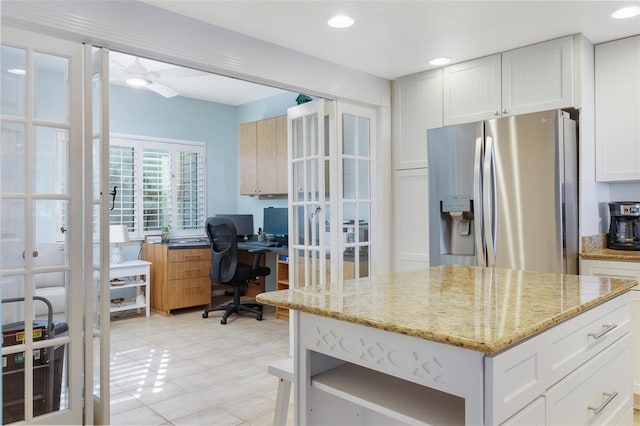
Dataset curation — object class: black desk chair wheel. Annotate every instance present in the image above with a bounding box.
[202,217,270,324]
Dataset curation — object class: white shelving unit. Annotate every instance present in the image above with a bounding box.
[109,260,151,317]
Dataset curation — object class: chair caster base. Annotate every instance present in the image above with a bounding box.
[220,318,227,325]
[202,312,209,318]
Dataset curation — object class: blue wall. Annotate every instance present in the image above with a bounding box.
[110,85,299,235]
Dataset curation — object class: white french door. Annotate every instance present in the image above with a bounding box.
[287,100,377,291]
[288,99,335,290]
[1,26,84,424]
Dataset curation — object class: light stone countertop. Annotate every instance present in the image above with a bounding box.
[256,264,637,355]
[580,248,640,262]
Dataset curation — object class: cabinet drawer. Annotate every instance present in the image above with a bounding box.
[486,293,632,424]
[546,333,632,425]
[168,260,210,280]
[169,248,210,263]
[168,277,210,309]
[547,294,631,381]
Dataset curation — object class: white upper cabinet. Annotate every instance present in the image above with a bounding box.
[392,69,443,169]
[502,36,574,116]
[443,54,502,125]
[443,36,576,125]
[595,35,640,182]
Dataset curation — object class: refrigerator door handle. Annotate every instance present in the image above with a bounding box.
[473,136,485,266]
[483,135,497,266]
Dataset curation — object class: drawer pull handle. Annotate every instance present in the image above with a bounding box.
[184,254,203,258]
[184,268,202,273]
[588,391,617,415]
[587,323,617,339]
[184,286,201,290]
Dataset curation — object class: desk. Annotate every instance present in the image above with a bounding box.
[141,241,284,315]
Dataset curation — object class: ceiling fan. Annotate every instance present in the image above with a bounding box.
[111,56,179,98]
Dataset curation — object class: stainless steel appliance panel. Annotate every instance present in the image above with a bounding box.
[428,109,578,274]
[427,121,483,266]
[485,110,574,273]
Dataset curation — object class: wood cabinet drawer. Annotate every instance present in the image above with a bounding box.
[546,333,632,425]
[169,248,210,263]
[168,277,210,309]
[168,260,210,280]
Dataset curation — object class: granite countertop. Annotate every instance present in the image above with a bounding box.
[256,264,637,355]
[580,248,640,262]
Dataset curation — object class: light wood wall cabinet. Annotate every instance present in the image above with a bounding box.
[595,35,640,182]
[239,115,287,195]
[142,244,212,315]
[443,36,575,125]
[580,258,640,408]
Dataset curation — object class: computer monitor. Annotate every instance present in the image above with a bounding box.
[263,207,288,242]
[215,214,254,239]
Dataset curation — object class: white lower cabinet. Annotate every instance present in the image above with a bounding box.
[545,334,632,425]
[580,258,640,407]
[298,293,633,425]
[393,168,429,271]
[505,334,633,425]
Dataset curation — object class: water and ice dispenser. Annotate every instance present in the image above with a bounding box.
[439,195,475,257]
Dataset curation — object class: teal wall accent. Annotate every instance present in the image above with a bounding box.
[110,85,299,236]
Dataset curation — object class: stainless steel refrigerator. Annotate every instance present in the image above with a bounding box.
[427,109,578,274]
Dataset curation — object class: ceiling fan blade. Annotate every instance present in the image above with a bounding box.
[147,80,179,98]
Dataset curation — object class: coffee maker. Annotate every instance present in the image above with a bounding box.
[607,202,640,250]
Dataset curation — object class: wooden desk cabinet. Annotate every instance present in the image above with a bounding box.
[142,244,211,315]
[142,243,266,315]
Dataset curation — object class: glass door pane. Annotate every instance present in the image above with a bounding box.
[338,106,375,280]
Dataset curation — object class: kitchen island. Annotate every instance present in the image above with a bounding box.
[257,264,638,425]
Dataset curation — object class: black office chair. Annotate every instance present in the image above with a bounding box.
[202,217,270,324]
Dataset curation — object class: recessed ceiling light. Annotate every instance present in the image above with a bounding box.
[8,68,26,75]
[612,6,640,19]
[429,57,451,66]
[126,77,148,87]
[328,15,354,29]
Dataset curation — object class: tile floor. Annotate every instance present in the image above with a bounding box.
[109,303,293,426]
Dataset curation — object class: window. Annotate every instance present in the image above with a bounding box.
[109,134,206,239]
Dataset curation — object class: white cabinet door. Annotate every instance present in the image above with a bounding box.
[595,35,640,182]
[545,333,632,426]
[502,36,574,116]
[580,258,640,406]
[392,69,442,170]
[443,54,501,125]
[393,168,428,271]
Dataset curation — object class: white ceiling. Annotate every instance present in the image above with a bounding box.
[124,1,640,104]
[109,51,288,105]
